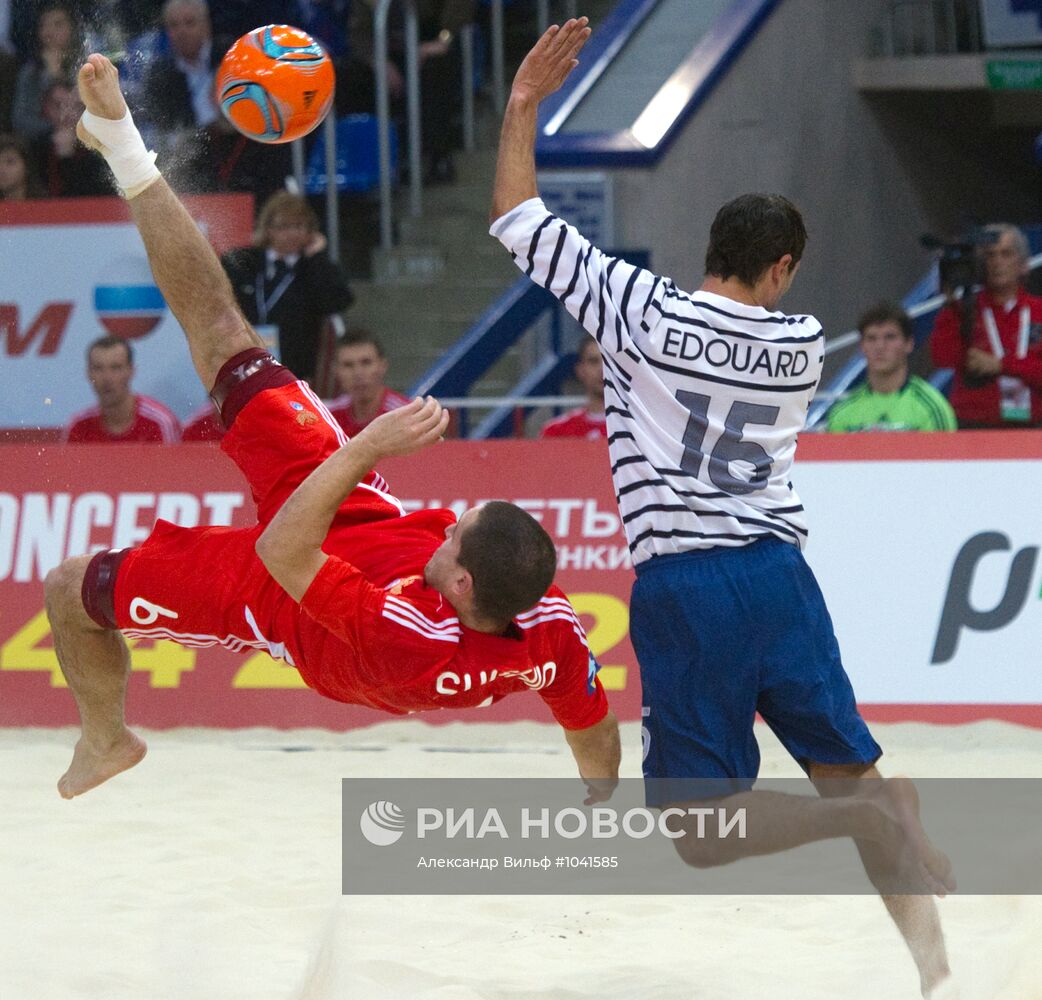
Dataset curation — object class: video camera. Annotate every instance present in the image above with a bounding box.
[921,228,1001,379]
[920,228,999,295]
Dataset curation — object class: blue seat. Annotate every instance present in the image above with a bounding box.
[303,114,398,195]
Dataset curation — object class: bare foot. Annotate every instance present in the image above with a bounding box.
[869,776,956,897]
[923,973,961,999]
[75,54,127,152]
[77,54,126,119]
[58,729,147,799]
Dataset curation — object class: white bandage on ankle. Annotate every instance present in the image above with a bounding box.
[80,107,161,199]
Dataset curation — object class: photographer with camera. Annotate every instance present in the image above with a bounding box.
[929,224,1042,429]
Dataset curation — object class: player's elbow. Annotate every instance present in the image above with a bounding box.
[255,530,324,603]
[254,528,285,576]
[566,710,621,776]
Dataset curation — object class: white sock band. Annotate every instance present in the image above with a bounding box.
[80,107,161,199]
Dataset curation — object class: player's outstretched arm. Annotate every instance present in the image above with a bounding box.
[490,17,591,223]
[489,19,659,361]
[564,710,621,804]
[257,398,449,601]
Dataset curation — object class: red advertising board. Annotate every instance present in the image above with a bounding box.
[0,194,253,254]
[2,434,1041,730]
[0,440,639,729]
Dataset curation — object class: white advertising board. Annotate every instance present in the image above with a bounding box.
[798,454,1041,704]
[0,196,252,431]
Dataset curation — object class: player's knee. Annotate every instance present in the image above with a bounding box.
[212,307,259,349]
[44,556,91,622]
[671,830,730,870]
[196,309,264,385]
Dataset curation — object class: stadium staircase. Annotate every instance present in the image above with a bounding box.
[345,1,619,400]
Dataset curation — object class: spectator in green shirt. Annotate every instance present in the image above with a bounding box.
[828,302,957,432]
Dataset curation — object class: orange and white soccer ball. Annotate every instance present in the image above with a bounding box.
[216,24,335,144]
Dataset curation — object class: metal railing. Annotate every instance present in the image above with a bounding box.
[878,0,981,56]
[290,112,341,261]
[296,1,586,255]
[442,394,586,439]
[375,0,422,248]
[461,22,476,151]
[440,394,584,408]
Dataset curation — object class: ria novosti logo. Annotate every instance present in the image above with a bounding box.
[932,532,1040,663]
[356,804,746,843]
[360,801,406,846]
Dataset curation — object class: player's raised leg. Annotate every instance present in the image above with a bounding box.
[811,764,953,998]
[44,556,146,798]
[76,53,262,390]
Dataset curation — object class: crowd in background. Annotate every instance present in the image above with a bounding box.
[57,219,1042,444]
[0,0,473,201]
[2,3,1039,441]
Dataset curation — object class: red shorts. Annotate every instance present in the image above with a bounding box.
[82,352,405,633]
[220,378,402,526]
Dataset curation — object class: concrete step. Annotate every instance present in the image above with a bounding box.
[345,12,621,390]
[351,269,515,319]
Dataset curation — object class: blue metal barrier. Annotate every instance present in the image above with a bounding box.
[408,278,560,436]
[410,251,650,438]
[537,0,780,168]
[303,114,398,194]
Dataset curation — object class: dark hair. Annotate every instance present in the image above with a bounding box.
[576,334,599,362]
[33,4,83,74]
[87,334,133,366]
[0,134,43,199]
[337,327,385,358]
[704,193,807,287]
[457,501,558,624]
[857,301,912,341]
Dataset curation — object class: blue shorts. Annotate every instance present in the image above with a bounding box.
[632,538,881,806]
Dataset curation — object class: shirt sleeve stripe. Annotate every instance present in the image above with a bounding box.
[382,608,461,643]
[384,595,461,633]
[545,224,568,289]
[525,214,555,277]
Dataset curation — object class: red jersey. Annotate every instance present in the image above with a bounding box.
[181,404,225,442]
[326,388,412,438]
[540,407,608,440]
[930,289,1042,427]
[111,382,608,729]
[65,395,180,443]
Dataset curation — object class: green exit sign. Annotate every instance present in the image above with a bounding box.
[987,60,1042,90]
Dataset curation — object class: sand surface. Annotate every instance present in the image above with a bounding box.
[2,720,1042,1000]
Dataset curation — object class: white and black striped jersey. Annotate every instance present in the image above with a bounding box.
[491,197,824,566]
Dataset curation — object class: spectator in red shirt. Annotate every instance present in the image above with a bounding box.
[930,223,1042,428]
[540,335,607,439]
[325,328,411,437]
[181,402,224,442]
[65,335,180,443]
